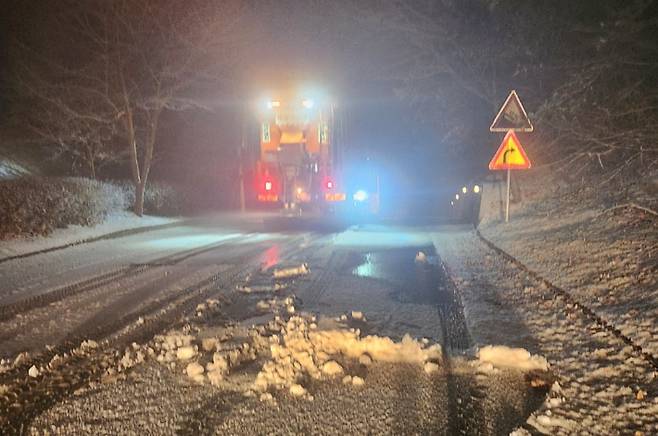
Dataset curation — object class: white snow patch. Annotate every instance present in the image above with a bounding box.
[477,345,548,372]
[0,212,178,261]
[321,360,344,377]
[351,375,365,386]
[0,159,29,179]
[350,311,364,320]
[176,346,197,361]
[273,263,309,279]
[415,251,428,263]
[186,362,204,378]
[424,362,440,374]
[289,384,307,396]
[28,365,40,378]
[529,414,577,432]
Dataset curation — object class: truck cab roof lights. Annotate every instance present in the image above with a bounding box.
[267,100,281,109]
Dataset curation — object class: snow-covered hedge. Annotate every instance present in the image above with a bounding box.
[0,177,129,239]
[0,177,183,239]
[112,180,184,217]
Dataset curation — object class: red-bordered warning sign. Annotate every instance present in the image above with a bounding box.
[489,130,531,170]
[490,90,533,132]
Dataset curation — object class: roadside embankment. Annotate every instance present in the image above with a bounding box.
[433,227,657,435]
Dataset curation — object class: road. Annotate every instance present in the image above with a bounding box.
[0,215,549,435]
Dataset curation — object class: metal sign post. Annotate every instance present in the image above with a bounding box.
[505,166,511,223]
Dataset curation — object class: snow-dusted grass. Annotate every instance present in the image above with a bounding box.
[480,197,658,361]
[434,228,657,435]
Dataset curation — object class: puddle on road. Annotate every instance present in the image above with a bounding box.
[351,245,470,350]
[352,246,441,306]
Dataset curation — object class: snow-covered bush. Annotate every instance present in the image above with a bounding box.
[143,181,183,216]
[0,177,129,239]
[112,180,183,216]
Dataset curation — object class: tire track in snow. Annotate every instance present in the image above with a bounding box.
[0,234,249,323]
[0,233,315,433]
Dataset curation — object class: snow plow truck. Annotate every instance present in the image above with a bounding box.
[254,92,347,216]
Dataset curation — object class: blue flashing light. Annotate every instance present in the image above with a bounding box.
[353,190,369,202]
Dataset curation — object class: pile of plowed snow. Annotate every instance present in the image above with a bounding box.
[253,315,443,398]
[88,279,550,409]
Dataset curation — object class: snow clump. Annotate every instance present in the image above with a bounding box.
[253,315,442,395]
[415,251,428,263]
[28,365,40,378]
[273,263,309,279]
[176,346,197,361]
[477,345,548,372]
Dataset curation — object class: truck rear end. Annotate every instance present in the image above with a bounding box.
[255,95,346,216]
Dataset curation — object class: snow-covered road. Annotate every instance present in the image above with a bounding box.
[3,219,635,434]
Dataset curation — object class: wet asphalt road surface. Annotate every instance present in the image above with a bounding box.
[0,216,549,434]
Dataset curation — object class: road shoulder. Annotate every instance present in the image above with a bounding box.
[432,227,657,435]
[0,213,182,263]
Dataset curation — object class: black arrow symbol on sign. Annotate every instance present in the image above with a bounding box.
[503,147,516,164]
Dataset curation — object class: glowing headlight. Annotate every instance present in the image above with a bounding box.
[353,190,368,202]
[302,99,314,109]
[267,100,281,109]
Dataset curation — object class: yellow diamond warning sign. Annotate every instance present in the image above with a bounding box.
[489,130,531,170]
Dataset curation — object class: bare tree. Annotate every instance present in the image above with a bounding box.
[15,61,120,178]
[14,0,249,215]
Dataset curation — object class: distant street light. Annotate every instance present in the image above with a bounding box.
[450,201,454,206]
[462,186,468,194]
[455,194,460,200]
[473,184,481,194]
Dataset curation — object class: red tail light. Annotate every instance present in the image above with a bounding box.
[325,178,334,190]
[256,167,279,202]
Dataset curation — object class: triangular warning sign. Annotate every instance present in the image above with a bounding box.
[489,130,532,170]
[490,90,533,132]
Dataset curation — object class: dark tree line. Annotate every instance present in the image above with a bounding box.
[350,0,658,179]
[6,0,657,215]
